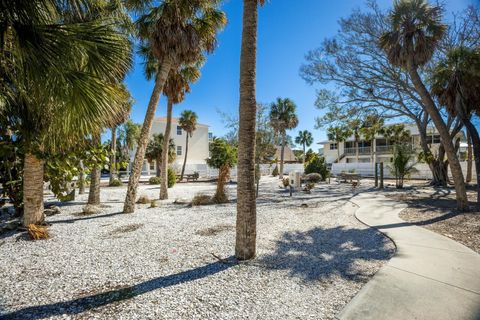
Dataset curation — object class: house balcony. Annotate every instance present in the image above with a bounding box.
[376,145,394,154]
[344,147,371,155]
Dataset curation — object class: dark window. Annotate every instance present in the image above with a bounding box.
[330,143,338,150]
[177,126,182,135]
[177,146,182,156]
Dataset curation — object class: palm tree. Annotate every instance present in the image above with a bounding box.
[179,110,198,181]
[160,65,201,200]
[145,133,176,177]
[348,120,361,163]
[359,116,384,164]
[206,138,238,203]
[269,98,299,178]
[235,0,265,261]
[379,0,468,210]
[295,130,313,166]
[110,89,133,185]
[327,126,352,163]
[431,46,480,203]
[1,0,132,226]
[123,0,226,212]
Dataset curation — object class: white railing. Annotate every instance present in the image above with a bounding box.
[331,161,476,181]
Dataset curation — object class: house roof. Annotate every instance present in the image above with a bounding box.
[275,145,298,162]
[153,117,209,128]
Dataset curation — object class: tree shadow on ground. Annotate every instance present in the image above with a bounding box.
[0,258,235,320]
[258,226,393,283]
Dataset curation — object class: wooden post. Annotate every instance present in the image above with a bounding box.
[374,162,378,188]
[379,162,384,189]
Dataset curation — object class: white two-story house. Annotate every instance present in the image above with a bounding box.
[319,123,446,165]
[130,116,212,175]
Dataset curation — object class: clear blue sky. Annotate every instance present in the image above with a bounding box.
[124,0,474,149]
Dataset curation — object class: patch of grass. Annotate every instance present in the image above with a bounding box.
[195,224,234,236]
[191,194,213,206]
[109,223,144,236]
[27,224,49,240]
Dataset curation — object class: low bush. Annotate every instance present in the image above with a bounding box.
[137,195,151,204]
[149,176,161,185]
[304,173,322,183]
[168,168,176,188]
[192,194,212,206]
[27,224,49,240]
[109,179,122,187]
[303,182,315,193]
[150,200,158,208]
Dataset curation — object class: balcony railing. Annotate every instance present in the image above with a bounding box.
[376,145,394,154]
[344,147,371,155]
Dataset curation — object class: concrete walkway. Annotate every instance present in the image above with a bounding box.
[338,192,480,320]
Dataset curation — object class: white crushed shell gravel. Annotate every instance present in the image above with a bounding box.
[0,177,394,320]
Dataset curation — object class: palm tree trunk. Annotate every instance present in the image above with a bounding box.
[78,160,85,194]
[466,130,472,183]
[156,158,161,177]
[109,126,117,185]
[355,139,359,163]
[235,0,258,261]
[461,118,479,204]
[180,134,189,181]
[88,133,101,206]
[417,123,447,186]
[123,59,173,213]
[160,99,173,200]
[214,165,229,203]
[337,142,340,163]
[407,61,468,210]
[22,152,45,227]
[302,144,306,166]
[279,133,285,178]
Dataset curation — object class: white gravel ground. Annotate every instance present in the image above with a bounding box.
[0,177,394,320]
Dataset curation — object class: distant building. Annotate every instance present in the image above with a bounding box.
[274,145,299,163]
[319,123,460,165]
[130,117,211,175]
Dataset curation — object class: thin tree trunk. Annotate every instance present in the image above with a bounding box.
[407,61,468,210]
[156,158,161,177]
[23,153,45,227]
[355,139,359,163]
[337,142,340,163]
[214,165,229,203]
[235,0,258,261]
[123,59,172,213]
[302,144,305,166]
[466,130,472,183]
[279,133,285,178]
[88,133,101,206]
[417,122,447,186]
[180,134,189,181]
[78,160,85,194]
[160,98,173,200]
[109,126,117,185]
[461,119,480,204]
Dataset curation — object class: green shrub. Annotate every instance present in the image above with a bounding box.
[303,182,315,193]
[272,165,279,177]
[304,173,322,183]
[109,178,122,187]
[149,176,161,185]
[168,168,176,188]
[304,155,329,180]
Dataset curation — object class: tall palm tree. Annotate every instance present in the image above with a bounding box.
[0,0,132,226]
[359,116,384,164]
[110,89,133,185]
[123,0,226,212]
[235,0,265,261]
[295,130,313,165]
[431,46,480,202]
[145,133,176,177]
[379,0,468,210]
[160,65,201,199]
[327,126,352,163]
[348,119,361,163]
[269,98,299,178]
[179,110,198,181]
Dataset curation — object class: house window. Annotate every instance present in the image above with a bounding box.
[177,126,182,135]
[429,135,441,144]
[177,146,182,156]
[149,161,155,171]
[330,143,338,150]
[208,132,213,141]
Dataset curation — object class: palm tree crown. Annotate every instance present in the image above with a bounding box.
[179,110,198,137]
[269,98,299,135]
[295,130,313,148]
[379,0,446,68]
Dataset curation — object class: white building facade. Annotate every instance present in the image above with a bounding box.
[131,117,212,175]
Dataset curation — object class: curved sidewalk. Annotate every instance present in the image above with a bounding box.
[338,192,480,320]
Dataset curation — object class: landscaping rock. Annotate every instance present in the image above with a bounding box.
[82,204,101,215]
[44,206,61,216]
